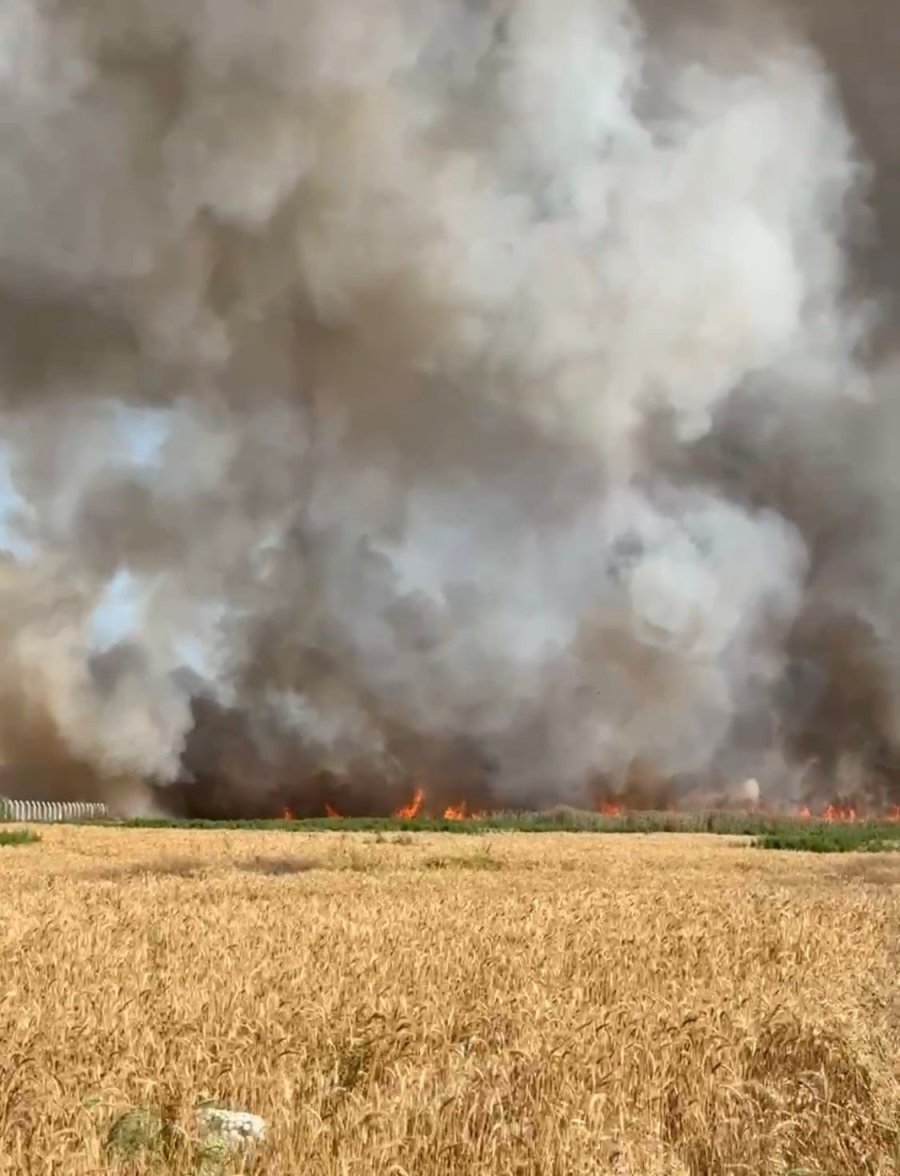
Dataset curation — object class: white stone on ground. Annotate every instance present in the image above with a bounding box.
[196,1106,267,1147]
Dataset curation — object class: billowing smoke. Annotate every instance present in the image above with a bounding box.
[1,0,898,817]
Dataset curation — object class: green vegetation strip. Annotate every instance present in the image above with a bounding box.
[0,828,41,846]
[754,823,900,854]
[116,811,758,834]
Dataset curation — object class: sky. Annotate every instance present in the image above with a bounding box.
[0,410,167,651]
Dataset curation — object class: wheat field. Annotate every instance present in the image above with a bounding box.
[0,827,897,1176]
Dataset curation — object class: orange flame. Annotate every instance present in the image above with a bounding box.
[798,805,812,819]
[442,802,489,820]
[394,786,425,820]
[282,807,294,821]
[823,804,857,823]
[890,806,900,822]
[440,804,487,823]
[324,803,341,818]
[596,800,625,817]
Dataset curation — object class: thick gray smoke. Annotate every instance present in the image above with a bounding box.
[1,0,898,817]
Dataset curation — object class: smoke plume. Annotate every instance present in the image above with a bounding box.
[1,0,898,817]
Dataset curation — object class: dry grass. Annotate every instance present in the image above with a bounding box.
[0,826,897,1176]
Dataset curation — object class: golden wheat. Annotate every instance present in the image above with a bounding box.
[0,827,897,1175]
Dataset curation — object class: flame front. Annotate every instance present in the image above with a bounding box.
[284,795,899,823]
[442,802,489,820]
[823,804,857,823]
[394,786,425,820]
[597,800,626,817]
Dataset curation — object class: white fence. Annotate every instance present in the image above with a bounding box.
[0,798,108,823]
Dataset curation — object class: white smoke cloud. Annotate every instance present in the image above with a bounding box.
[0,0,896,813]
